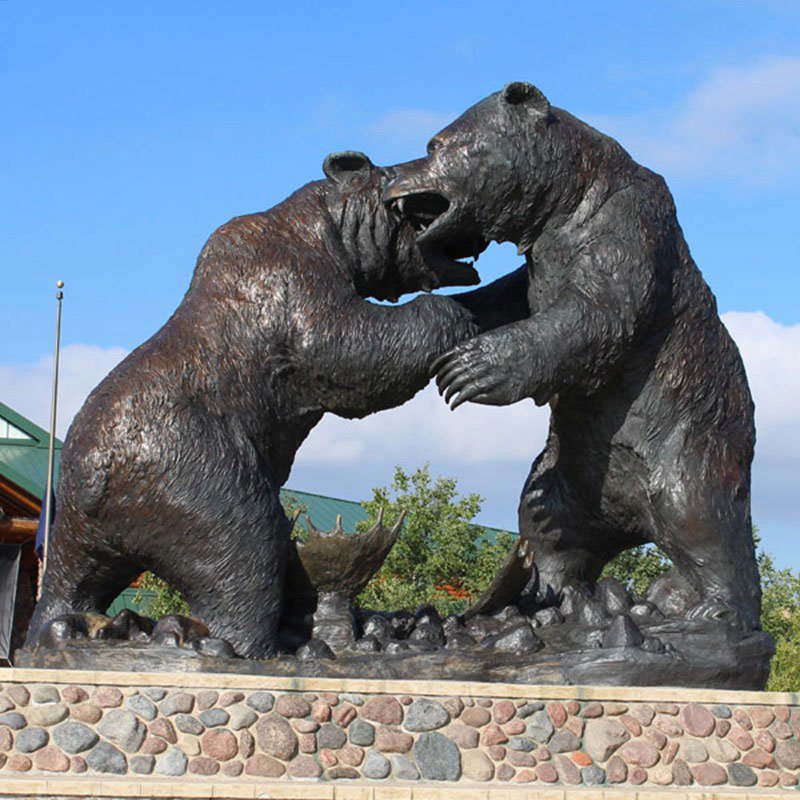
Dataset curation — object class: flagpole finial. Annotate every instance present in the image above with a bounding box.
[56,280,64,289]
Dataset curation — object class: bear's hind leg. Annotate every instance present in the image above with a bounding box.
[518,453,637,607]
[152,481,290,660]
[652,455,760,630]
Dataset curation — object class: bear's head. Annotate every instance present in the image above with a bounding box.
[383,82,558,258]
[322,150,481,302]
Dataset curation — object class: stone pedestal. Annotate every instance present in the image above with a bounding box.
[1,667,799,798]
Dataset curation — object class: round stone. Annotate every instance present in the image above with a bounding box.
[508,736,536,752]
[318,722,347,750]
[775,739,800,770]
[31,686,60,705]
[156,746,188,776]
[189,756,219,775]
[93,687,123,708]
[275,695,311,718]
[375,727,413,753]
[751,707,775,728]
[228,704,257,730]
[289,755,322,777]
[462,750,494,781]
[197,691,219,711]
[219,691,244,707]
[202,729,238,761]
[15,727,48,753]
[547,703,567,727]
[33,745,70,772]
[706,737,739,762]
[87,742,128,774]
[6,754,32,771]
[333,704,357,727]
[130,755,155,775]
[149,718,177,743]
[222,760,244,777]
[549,730,580,753]
[69,704,102,724]
[27,704,68,727]
[362,696,403,725]
[0,727,13,751]
[199,708,229,727]
[175,714,204,735]
[404,699,450,732]
[526,709,555,743]
[518,702,545,718]
[142,736,167,755]
[255,714,298,760]
[413,732,461,781]
[620,741,660,767]
[461,706,491,727]
[349,719,375,746]
[493,700,516,725]
[98,709,146,753]
[7,686,30,706]
[481,723,509,746]
[607,755,627,783]
[161,692,194,716]
[245,754,285,777]
[362,749,391,779]
[583,764,606,785]
[338,745,364,766]
[246,692,274,713]
[681,704,715,737]
[584,718,629,762]
[729,763,757,786]
[126,695,158,721]
[391,754,419,780]
[537,762,558,782]
[556,755,581,785]
[680,739,708,763]
[692,762,728,785]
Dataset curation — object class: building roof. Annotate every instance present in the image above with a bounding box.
[0,401,61,516]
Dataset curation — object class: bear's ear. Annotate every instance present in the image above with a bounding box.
[502,82,549,114]
[323,151,375,183]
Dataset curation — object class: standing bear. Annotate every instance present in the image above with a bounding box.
[28,152,480,658]
[385,82,760,630]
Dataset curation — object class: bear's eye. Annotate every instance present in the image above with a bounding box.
[427,138,442,156]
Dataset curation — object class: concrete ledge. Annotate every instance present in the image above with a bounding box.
[4,668,800,705]
[0,777,799,799]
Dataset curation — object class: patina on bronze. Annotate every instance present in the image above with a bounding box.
[23,85,772,689]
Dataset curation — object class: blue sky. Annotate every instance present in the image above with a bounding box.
[2,2,798,564]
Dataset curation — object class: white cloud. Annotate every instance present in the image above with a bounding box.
[591,56,800,186]
[364,110,456,149]
[297,384,549,466]
[0,344,128,437]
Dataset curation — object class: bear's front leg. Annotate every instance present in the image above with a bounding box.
[433,323,539,409]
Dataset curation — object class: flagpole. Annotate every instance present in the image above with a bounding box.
[39,280,64,599]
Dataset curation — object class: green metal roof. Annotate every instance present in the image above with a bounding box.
[280,488,369,533]
[0,400,61,500]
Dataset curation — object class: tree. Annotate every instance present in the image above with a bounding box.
[602,545,671,597]
[758,548,800,691]
[355,465,514,615]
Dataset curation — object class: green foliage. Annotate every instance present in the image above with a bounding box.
[759,548,800,691]
[355,465,514,615]
[602,545,671,597]
[133,571,190,619]
[134,493,306,619]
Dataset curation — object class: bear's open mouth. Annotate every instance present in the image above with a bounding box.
[392,192,450,234]
[387,190,487,275]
